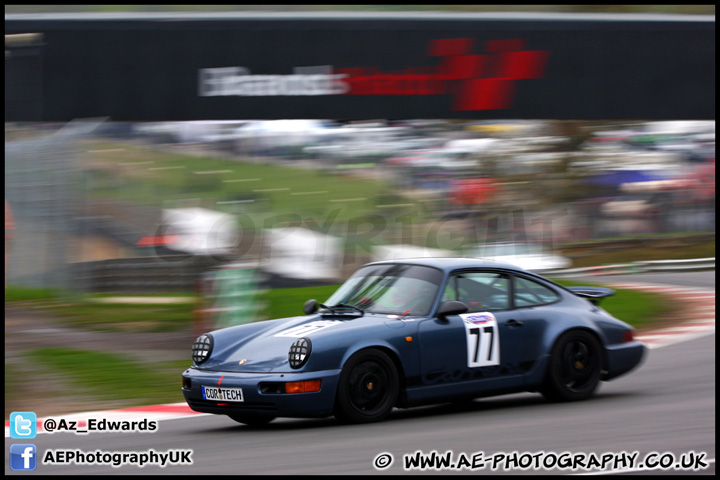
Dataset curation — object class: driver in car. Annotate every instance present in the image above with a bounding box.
[372,280,436,316]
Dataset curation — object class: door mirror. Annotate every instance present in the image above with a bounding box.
[437,300,468,320]
[303,299,318,315]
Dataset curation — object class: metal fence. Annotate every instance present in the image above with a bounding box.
[5,126,77,289]
[545,257,716,278]
[71,255,228,293]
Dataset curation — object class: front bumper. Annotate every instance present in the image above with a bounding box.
[602,341,647,381]
[181,367,342,418]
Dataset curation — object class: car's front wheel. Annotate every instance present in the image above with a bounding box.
[334,348,399,423]
[541,330,603,402]
[227,413,276,426]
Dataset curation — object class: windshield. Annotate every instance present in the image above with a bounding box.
[324,264,443,316]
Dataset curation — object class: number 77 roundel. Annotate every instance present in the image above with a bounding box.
[461,312,500,368]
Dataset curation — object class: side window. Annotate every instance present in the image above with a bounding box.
[441,277,457,303]
[447,271,510,312]
[514,276,560,307]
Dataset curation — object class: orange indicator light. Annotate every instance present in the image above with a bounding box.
[405,336,413,342]
[285,379,322,393]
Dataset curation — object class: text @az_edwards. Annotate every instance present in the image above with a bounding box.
[41,417,157,434]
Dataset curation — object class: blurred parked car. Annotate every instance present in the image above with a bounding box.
[463,242,571,272]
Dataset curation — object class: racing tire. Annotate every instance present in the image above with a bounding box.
[540,330,603,402]
[227,413,276,426]
[334,348,399,424]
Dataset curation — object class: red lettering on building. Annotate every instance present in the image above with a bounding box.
[337,38,549,111]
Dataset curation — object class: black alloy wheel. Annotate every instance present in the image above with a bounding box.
[541,330,603,402]
[335,348,399,423]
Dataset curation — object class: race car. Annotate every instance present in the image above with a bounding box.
[182,258,646,425]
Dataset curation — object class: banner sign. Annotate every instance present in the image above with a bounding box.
[5,13,715,121]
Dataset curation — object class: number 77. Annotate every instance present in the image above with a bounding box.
[469,326,494,362]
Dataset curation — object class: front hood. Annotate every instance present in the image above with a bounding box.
[195,312,396,373]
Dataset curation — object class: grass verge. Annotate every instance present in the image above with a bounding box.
[84,140,389,223]
[5,285,62,302]
[554,279,673,331]
[6,286,200,333]
[26,348,190,406]
[260,284,341,319]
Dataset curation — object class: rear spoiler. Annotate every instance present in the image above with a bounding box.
[567,286,615,305]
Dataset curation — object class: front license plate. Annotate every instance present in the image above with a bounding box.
[202,386,244,402]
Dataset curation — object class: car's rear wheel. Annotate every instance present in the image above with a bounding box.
[227,413,276,426]
[541,330,602,402]
[334,348,399,423]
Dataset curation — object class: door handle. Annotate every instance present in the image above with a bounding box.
[504,319,524,327]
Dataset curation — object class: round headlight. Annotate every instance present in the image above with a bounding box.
[288,337,311,369]
[192,334,213,364]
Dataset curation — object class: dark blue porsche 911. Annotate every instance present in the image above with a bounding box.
[182,258,646,425]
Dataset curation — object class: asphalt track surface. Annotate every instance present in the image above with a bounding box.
[5,271,715,475]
